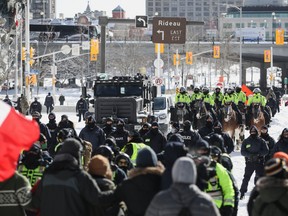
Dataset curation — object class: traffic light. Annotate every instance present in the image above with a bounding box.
[90,39,99,61]
[276,29,284,45]
[213,46,220,58]
[173,54,180,66]
[21,47,26,61]
[264,50,271,63]
[30,47,35,66]
[186,52,193,65]
[155,43,164,53]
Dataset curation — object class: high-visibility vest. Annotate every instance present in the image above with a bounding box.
[121,142,148,165]
[18,164,45,186]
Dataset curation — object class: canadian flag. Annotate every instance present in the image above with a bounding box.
[0,101,40,181]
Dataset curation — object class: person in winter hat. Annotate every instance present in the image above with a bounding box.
[115,152,133,175]
[260,125,276,162]
[198,114,214,138]
[31,138,113,216]
[248,158,288,216]
[239,125,269,200]
[110,119,129,150]
[272,128,288,155]
[79,115,105,152]
[121,130,148,166]
[161,141,188,190]
[102,117,116,137]
[143,121,167,154]
[88,155,124,216]
[180,120,202,148]
[167,122,180,141]
[138,122,151,138]
[113,148,164,216]
[145,157,220,216]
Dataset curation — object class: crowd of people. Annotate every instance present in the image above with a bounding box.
[1,103,288,216]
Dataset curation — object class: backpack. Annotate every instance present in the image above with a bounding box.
[178,206,192,216]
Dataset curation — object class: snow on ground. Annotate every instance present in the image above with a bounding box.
[1,87,288,216]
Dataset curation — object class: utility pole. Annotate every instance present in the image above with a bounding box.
[24,0,31,101]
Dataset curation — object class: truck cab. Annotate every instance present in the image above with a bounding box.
[93,75,152,131]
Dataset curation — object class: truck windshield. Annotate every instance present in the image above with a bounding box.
[153,97,166,110]
[95,84,143,97]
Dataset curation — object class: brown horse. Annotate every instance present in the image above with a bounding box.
[221,102,239,140]
[250,103,265,133]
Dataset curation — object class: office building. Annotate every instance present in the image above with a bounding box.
[30,0,56,19]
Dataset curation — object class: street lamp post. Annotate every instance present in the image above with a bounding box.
[272,12,276,43]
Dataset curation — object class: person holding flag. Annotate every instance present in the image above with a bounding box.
[0,101,40,215]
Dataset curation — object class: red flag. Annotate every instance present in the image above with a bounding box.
[0,101,40,181]
[242,84,253,105]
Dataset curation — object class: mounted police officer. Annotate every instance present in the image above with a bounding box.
[246,88,270,128]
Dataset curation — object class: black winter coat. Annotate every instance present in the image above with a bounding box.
[32,154,111,216]
[272,138,288,155]
[260,133,276,161]
[180,129,202,148]
[143,130,167,154]
[79,125,105,151]
[241,135,269,161]
[44,95,54,107]
[208,132,235,154]
[114,166,164,216]
[110,129,129,150]
[198,125,214,138]
[29,101,42,114]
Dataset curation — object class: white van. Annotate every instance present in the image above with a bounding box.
[152,95,173,133]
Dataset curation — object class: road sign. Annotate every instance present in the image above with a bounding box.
[136,16,148,28]
[61,45,71,55]
[152,17,186,44]
[154,58,164,68]
[154,77,164,86]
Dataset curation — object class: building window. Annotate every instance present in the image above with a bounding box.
[223,23,232,28]
[164,7,169,11]
[187,2,193,6]
[235,23,240,28]
[172,7,178,11]
[155,2,161,6]
[179,12,185,16]
[285,23,288,28]
[187,12,193,16]
[179,2,185,6]
[148,2,153,6]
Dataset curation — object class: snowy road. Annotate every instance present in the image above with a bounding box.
[2,87,288,216]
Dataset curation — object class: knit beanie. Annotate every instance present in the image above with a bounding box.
[250,125,258,135]
[88,155,112,180]
[58,138,83,160]
[151,121,159,127]
[265,158,287,178]
[136,148,158,168]
[172,157,197,184]
[273,152,288,166]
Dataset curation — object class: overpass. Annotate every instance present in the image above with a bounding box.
[31,40,288,90]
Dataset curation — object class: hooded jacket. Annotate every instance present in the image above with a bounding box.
[145,184,220,216]
[114,165,164,216]
[241,126,269,160]
[252,177,288,216]
[161,142,188,190]
[143,129,167,154]
[79,125,105,151]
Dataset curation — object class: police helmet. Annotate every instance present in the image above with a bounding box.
[209,134,226,153]
[202,87,209,95]
[227,88,234,94]
[180,87,186,94]
[210,146,222,160]
[57,128,74,143]
[215,87,221,92]
[93,145,114,162]
[253,88,261,94]
[194,86,200,93]
[235,85,242,93]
